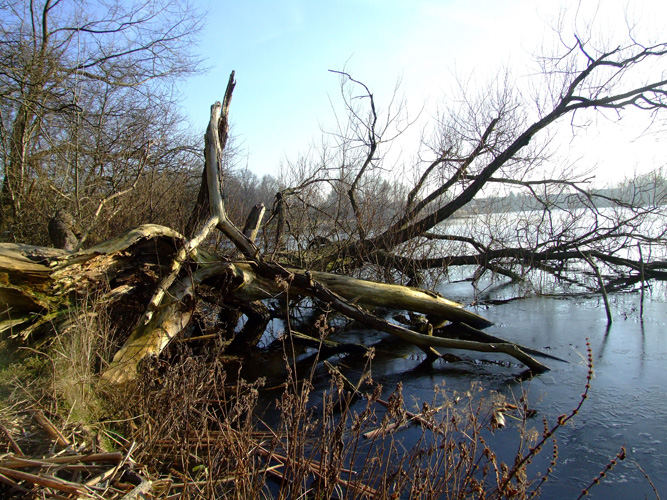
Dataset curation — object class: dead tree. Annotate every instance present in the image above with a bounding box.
[270,38,667,302]
[4,35,667,386]
[1,73,557,387]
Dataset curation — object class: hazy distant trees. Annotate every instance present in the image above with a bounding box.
[462,169,666,215]
[224,167,279,225]
[0,0,202,245]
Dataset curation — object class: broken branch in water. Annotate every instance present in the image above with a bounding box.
[1,75,555,386]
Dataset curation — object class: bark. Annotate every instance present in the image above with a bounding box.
[47,210,79,250]
[242,203,266,243]
[1,73,560,385]
[227,262,492,329]
[1,221,551,384]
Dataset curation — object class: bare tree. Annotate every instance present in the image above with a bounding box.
[92,26,667,378]
[0,0,202,244]
[272,31,667,298]
[3,21,667,383]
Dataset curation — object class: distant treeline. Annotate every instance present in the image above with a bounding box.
[225,169,667,230]
[462,171,667,215]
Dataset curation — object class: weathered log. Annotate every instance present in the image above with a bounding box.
[204,74,260,261]
[101,277,195,384]
[198,260,548,372]
[100,248,502,383]
[296,272,548,372]
[242,203,266,243]
[1,80,551,384]
[0,224,182,338]
[2,225,517,382]
[224,262,492,329]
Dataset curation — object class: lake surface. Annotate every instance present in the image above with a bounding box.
[356,285,667,498]
[252,280,666,498]
[252,205,667,496]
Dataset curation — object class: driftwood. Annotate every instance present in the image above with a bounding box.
[1,224,547,383]
[1,72,553,386]
[242,203,266,243]
[0,409,146,498]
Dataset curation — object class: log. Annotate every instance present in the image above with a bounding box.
[242,203,266,243]
[0,244,56,325]
[0,225,184,342]
[101,278,195,384]
[101,251,499,383]
[299,273,548,372]
[3,210,547,384]
[217,261,547,371]
[0,83,549,384]
[222,263,492,329]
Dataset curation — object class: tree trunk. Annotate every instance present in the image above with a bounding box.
[2,221,551,385]
[1,73,555,385]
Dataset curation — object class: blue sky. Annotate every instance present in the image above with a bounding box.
[181,1,667,184]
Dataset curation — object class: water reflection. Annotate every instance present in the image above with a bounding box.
[253,282,665,498]
[338,293,663,497]
[382,293,667,499]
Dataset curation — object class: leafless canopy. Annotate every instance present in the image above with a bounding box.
[0,0,202,244]
[259,32,667,298]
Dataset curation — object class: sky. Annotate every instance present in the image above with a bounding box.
[181,0,667,185]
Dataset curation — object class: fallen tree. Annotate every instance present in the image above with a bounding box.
[265,39,667,304]
[6,26,667,383]
[1,221,550,384]
[1,73,557,385]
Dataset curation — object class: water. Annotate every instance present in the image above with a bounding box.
[484,296,665,498]
[251,204,667,496]
[252,288,665,497]
[349,288,667,498]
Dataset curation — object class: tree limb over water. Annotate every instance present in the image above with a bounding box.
[1,73,554,385]
[2,25,667,384]
[268,36,666,300]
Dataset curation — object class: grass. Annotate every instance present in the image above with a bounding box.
[0,301,639,499]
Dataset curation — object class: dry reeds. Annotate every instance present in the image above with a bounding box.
[0,303,637,499]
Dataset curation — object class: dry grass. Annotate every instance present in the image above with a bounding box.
[0,303,637,499]
[102,336,606,499]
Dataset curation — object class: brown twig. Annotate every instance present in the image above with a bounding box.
[575,446,626,499]
[0,451,124,468]
[0,421,23,456]
[0,471,31,494]
[31,409,70,447]
[0,466,89,495]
